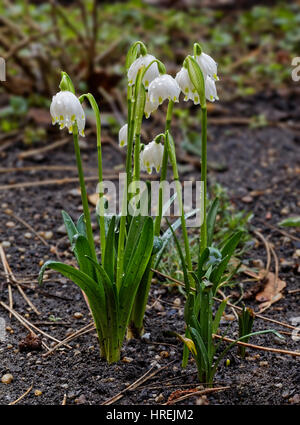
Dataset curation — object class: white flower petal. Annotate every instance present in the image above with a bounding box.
[118,123,128,147]
[205,76,219,102]
[144,94,159,118]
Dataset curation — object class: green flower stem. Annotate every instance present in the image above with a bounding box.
[116,81,141,289]
[200,106,207,253]
[154,100,174,236]
[80,93,106,258]
[166,132,192,272]
[128,101,174,338]
[72,126,97,262]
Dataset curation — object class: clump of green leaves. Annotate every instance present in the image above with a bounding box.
[238,305,255,358]
[171,199,280,385]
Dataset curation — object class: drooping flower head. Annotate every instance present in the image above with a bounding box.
[175,67,200,105]
[176,46,219,105]
[148,74,180,106]
[127,54,160,88]
[118,123,128,147]
[50,91,85,136]
[196,52,218,81]
[141,140,164,174]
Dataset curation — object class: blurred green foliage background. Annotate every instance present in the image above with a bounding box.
[0,0,299,135]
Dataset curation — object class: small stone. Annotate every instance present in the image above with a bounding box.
[141,332,151,341]
[280,207,289,216]
[73,312,83,319]
[34,390,42,396]
[57,224,67,235]
[65,328,74,337]
[282,390,291,399]
[74,394,86,404]
[289,394,300,404]
[275,383,283,388]
[223,314,235,321]
[122,356,134,363]
[74,350,81,356]
[24,232,32,239]
[1,203,8,209]
[1,373,13,384]
[1,241,11,248]
[39,260,44,267]
[259,361,268,367]
[154,301,164,312]
[155,393,164,403]
[44,231,53,240]
[7,344,13,349]
[173,298,181,307]
[159,351,169,358]
[241,195,253,204]
[252,259,264,269]
[265,212,272,220]
[68,188,81,197]
[273,336,286,346]
[6,221,15,228]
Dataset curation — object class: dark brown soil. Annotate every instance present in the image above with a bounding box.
[0,93,299,405]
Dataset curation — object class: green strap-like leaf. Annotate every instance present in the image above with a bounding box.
[72,233,96,280]
[212,298,227,334]
[123,215,146,272]
[118,217,154,341]
[104,216,116,283]
[61,210,77,244]
[76,214,87,236]
[38,260,107,338]
[86,257,119,354]
[189,326,209,374]
[207,198,219,247]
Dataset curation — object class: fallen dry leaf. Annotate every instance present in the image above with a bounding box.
[88,193,99,206]
[166,388,200,405]
[255,271,286,312]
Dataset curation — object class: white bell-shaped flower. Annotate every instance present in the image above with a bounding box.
[196,52,218,81]
[118,123,128,147]
[50,91,85,136]
[148,74,180,106]
[127,54,160,88]
[144,94,159,118]
[205,76,219,102]
[141,140,164,174]
[175,67,195,101]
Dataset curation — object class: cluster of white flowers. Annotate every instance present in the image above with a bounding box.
[51,47,219,176]
[50,91,85,136]
[176,51,219,104]
[127,53,180,119]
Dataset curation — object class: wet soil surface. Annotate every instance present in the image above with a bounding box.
[0,93,299,405]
